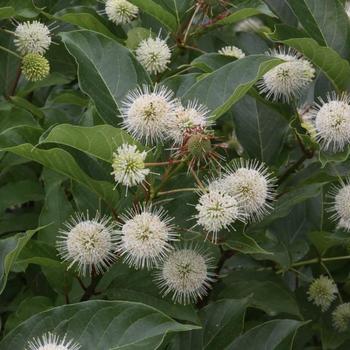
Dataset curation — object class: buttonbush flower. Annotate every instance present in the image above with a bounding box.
[121,85,176,144]
[14,20,51,55]
[219,159,276,222]
[195,188,245,242]
[117,205,177,269]
[105,0,138,25]
[328,179,350,231]
[332,303,350,332]
[306,92,350,152]
[57,212,118,276]
[169,100,211,144]
[258,47,315,102]
[155,246,215,304]
[111,144,150,188]
[307,275,338,312]
[136,35,171,74]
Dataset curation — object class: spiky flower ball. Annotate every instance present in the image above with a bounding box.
[121,85,176,144]
[218,46,245,59]
[307,275,338,312]
[195,188,244,242]
[26,332,80,350]
[332,303,350,332]
[155,247,215,304]
[169,101,211,144]
[21,53,50,82]
[328,180,350,231]
[105,0,138,25]
[258,48,315,102]
[57,213,118,276]
[306,93,350,152]
[111,144,149,188]
[136,35,171,74]
[14,21,51,55]
[220,159,276,222]
[117,205,177,269]
[234,17,263,32]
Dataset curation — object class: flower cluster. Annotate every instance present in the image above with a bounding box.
[14,21,52,82]
[194,159,276,242]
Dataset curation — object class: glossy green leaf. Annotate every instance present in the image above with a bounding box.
[0,300,200,349]
[129,0,177,31]
[41,124,138,162]
[183,55,282,119]
[60,30,150,125]
[0,227,42,294]
[226,319,306,349]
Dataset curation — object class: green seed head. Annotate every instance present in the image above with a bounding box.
[187,133,212,158]
[21,53,50,82]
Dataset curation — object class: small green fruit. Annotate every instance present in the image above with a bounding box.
[187,134,212,158]
[21,53,50,82]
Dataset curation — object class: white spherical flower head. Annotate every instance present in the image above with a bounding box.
[136,35,171,74]
[333,303,350,332]
[328,180,350,231]
[121,85,176,144]
[14,21,51,55]
[26,332,80,350]
[308,93,350,152]
[155,247,215,304]
[111,144,150,188]
[258,48,315,102]
[57,213,118,276]
[221,159,276,221]
[218,46,245,59]
[307,275,338,312]
[169,101,211,144]
[105,0,138,25]
[117,205,177,269]
[195,188,244,242]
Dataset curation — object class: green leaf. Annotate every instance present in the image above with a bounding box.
[129,0,177,31]
[183,55,282,120]
[270,25,350,91]
[0,227,42,294]
[0,180,44,214]
[232,94,289,165]
[191,53,234,73]
[259,184,323,225]
[41,124,139,163]
[60,30,150,125]
[0,6,15,19]
[286,0,350,57]
[38,169,74,245]
[0,142,119,207]
[55,6,123,40]
[199,298,249,350]
[226,319,306,349]
[0,300,200,350]
[216,271,301,317]
[308,231,350,255]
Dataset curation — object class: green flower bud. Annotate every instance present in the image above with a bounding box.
[332,303,350,332]
[187,133,212,158]
[307,275,337,312]
[21,53,50,82]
